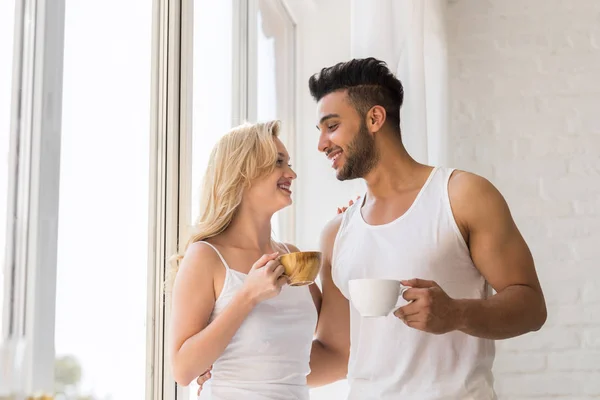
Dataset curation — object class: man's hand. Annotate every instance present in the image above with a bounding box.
[195,366,212,396]
[394,279,461,334]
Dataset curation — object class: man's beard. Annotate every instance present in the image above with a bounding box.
[337,120,379,181]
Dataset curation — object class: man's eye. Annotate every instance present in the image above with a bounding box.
[328,124,339,131]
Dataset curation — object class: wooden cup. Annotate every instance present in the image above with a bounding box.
[278,251,322,286]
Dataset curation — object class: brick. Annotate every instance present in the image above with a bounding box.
[540,177,599,202]
[584,304,600,323]
[495,373,585,396]
[512,135,592,159]
[582,281,600,303]
[528,240,575,264]
[548,351,600,371]
[583,328,600,348]
[573,196,600,215]
[540,279,580,305]
[500,328,580,351]
[536,260,595,282]
[570,236,600,261]
[568,154,600,175]
[493,352,546,373]
[512,200,574,219]
[545,217,600,239]
[550,305,586,326]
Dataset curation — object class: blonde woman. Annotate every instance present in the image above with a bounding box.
[169,121,321,399]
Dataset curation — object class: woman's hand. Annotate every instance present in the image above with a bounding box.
[337,196,360,214]
[241,252,288,305]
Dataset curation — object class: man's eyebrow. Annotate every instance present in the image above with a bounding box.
[316,113,340,130]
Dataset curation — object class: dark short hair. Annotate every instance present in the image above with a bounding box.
[308,57,404,133]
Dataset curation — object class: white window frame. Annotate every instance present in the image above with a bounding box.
[0,0,66,398]
[146,0,189,399]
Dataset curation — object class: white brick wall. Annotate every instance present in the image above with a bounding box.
[447,0,600,398]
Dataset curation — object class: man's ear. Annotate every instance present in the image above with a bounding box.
[366,105,387,134]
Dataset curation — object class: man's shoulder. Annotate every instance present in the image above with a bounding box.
[448,169,502,203]
[447,169,510,226]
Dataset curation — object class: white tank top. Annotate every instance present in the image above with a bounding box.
[198,241,318,400]
[332,167,497,400]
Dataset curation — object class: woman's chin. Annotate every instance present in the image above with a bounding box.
[274,196,293,211]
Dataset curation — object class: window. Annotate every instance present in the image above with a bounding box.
[188,0,296,242]
[254,0,296,243]
[53,1,152,398]
[2,0,302,398]
[184,1,296,398]
[189,0,234,228]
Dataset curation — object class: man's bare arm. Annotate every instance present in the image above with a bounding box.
[451,171,547,339]
[307,215,351,387]
[396,171,547,339]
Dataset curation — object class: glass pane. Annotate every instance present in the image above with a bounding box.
[55,1,152,399]
[190,0,234,227]
[256,0,294,242]
[188,2,233,399]
[0,0,16,339]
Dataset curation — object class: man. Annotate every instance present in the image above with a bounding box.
[197,57,547,399]
[306,57,546,399]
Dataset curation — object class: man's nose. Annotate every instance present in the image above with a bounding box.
[317,130,330,153]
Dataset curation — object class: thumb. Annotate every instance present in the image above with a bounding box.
[401,278,438,289]
[251,252,279,270]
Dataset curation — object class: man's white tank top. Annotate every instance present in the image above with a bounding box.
[198,241,318,400]
[332,167,497,400]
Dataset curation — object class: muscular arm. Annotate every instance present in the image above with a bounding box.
[451,171,547,339]
[307,216,351,387]
[169,243,256,386]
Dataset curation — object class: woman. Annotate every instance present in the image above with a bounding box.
[169,120,321,399]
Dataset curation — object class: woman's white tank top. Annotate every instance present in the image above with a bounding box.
[198,241,318,400]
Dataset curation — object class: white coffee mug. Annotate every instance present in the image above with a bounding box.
[348,278,410,317]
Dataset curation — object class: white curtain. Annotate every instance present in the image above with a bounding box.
[351,0,448,166]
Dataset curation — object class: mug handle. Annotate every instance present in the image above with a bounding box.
[399,284,412,300]
[395,284,414,309]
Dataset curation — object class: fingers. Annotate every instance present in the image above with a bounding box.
[273,264,285,277]
[264,259,281,272]
[276,274,289,288]
[402,287,428,302]
[401,278,438,289]
[196,368,212,395]
[196,370,211,384]
[394,302,419,319]
[251,252,279,270]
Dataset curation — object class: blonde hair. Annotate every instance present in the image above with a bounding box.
[166,120,281,288]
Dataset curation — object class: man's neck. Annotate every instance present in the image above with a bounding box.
[363,134,432,200]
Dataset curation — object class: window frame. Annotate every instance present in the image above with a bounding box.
[0,0,66,397]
